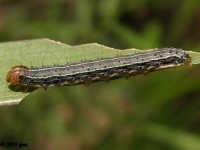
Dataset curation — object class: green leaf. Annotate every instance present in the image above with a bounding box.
[141,123,200,150]
[0,39,199,106]
[187,51,200,64]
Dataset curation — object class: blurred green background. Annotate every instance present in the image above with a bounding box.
[1,0,200,150]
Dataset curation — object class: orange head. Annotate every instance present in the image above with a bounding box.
[6,65,29,85]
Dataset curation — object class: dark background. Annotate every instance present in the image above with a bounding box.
[1,0,200,150]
